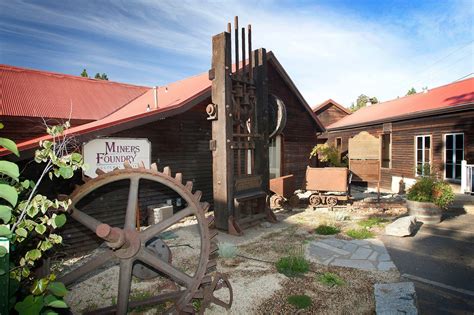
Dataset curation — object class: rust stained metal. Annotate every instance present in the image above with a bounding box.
[59,164,231,314]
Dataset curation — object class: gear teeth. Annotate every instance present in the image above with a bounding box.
[185,181,193,192]
[151,163,158,172]
[163,166,171,176]
[124,161,132,169]
[175,173,183,183]
[138,161,145,169]
[209,228,218,240]
[210,242,218,254]
[194,190,202,201]
[201,275,212,285]
[95,168,106,175]
[206,215,215,227]
[206,260,217,273]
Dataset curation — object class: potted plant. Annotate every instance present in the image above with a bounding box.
[406,174,455,224]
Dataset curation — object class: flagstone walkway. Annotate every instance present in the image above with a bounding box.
[306,237,397,271]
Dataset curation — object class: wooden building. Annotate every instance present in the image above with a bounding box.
[313,99,351,147]
[0,55,323,252]
[326,78,474,192]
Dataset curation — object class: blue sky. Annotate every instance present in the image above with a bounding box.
[1,0,473,106]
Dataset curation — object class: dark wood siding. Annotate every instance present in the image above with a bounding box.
[327,109,474,190]
[58,62,320,254]
[315,104,350,128]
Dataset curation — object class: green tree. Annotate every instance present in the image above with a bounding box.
[406,87,417,95]
[0,122,85,314]
[349,94,378,112]
[94,73,109,80]
[80,69,88,78]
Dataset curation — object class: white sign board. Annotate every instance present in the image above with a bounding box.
[83,138,151,178]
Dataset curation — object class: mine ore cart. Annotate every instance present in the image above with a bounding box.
[305,167,351,208]
[269,174,300,209]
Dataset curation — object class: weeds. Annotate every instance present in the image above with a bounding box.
[318,272,345,287]
[314,225,340,235]
[276,254,310,277]
[287,295,312,309]
[346,229,374,239]
[357,217,387,228]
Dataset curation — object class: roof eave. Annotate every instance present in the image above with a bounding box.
[327,102,474,131]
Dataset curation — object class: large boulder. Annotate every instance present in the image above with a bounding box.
[385,216,417,237]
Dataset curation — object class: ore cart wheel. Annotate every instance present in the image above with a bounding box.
[59,162,231,314]
[326,196,338,207]
[308,194,322,208]
[269,194,284,209]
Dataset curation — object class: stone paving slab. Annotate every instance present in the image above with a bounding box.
[374,282,418,314]
[306,237,397,272]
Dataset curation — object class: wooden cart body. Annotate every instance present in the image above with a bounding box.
[304,167,350,207]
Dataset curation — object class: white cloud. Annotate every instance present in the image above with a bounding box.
[1,0,472,106]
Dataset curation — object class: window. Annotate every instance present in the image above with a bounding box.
[269,135,282,179]
[381,133,391,168]
[335,138,342,151]
[415,135,431,176]
[445,133,464,180]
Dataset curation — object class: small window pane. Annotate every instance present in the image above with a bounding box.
[456,149,464,160]
[417,150,423,162]
[424,137,430,149]
[446,135,453,148]
[445,164,453,179]
[417,137,422,149]
[455,165,461,179]
[455,134,464,149]
[446,149,453,162]
[424,149,430,163]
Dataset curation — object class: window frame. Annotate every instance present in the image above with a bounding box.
[414,135,432,177]
[381,132,392,169]
[443,132,464,181]
[335,137,342,151]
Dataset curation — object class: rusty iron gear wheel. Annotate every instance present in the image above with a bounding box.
[326,196,338,207]
[308,194,321,207]
[59,162,221,314]
[269,194,284,209]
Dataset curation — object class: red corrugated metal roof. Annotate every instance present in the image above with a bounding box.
[328,78,474,130]
[1,53,323,156]
[0,64,149,120]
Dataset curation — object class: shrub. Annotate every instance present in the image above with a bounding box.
[287,295,312,309]
[309,143,346,167]
[432,181,455,209]
[276,255,310,277]
[407,176,455,209]
[318,272,345,286]
[358,217,387,228]
[218,242,237,259]
[346,229,374,239]
[314,225,340,235]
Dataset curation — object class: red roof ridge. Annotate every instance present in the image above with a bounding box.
[0,64,150,90]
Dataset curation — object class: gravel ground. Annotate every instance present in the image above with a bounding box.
[59,206,404,314]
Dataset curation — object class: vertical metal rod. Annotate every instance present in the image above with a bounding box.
[241,27,246,78]
[248,24,253,81]
[234,16,239,74]
[227,22,231,33]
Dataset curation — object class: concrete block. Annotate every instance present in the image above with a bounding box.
[374,282,418,314]
[147,204,174,225]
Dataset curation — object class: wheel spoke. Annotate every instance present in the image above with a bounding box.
[59,249,114,286]
[124,177,140,230]
[70,206,104,234]
[140,206,193,242]
[137,247,193,287]
[116,259,133,315]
